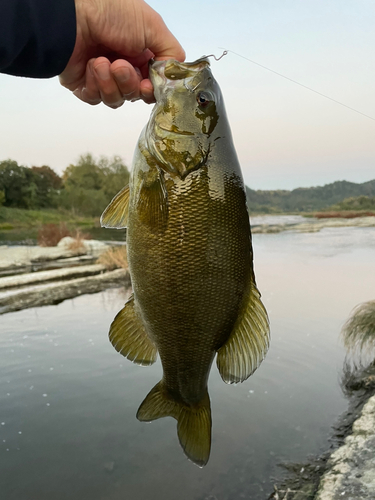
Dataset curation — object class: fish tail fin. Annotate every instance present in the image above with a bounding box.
[137,381,212,467]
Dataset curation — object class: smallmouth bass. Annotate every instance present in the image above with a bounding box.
[101,57,270,467]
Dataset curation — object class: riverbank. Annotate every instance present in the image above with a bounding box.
[251,215,375,234]
[270,364,375,500]
[0,238,129,313]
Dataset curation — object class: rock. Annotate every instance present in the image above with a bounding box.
[315,395,375,500]
[57,237,109,255]
[82,239,108,251]
[0,268,130,314]
[57,236,77,248]
[0,264,107,290]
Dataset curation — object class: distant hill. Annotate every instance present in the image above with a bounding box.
[245,179,375,213]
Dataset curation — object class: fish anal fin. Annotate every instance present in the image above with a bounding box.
[137,382,212,467]
[137,172,168,234]
[217,281,270,384]
[109,294,157,366]
[100,185,130,229]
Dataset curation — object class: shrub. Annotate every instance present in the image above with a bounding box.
[37,223,71,246]
[314,211,375,219]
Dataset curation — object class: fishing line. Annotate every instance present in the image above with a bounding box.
[220,48,375,122]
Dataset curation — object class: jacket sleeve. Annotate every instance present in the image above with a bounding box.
[0,0,76,78]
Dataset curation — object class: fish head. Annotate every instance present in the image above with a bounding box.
[146,57,223,179]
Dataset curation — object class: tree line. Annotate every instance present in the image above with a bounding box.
[246,179,375,213]
[0,154,130,216]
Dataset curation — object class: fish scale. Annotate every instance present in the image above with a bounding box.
[101,57,270,467]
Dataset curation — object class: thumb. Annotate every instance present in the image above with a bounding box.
[143,9,185,62]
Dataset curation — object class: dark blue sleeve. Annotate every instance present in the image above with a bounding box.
[0,0,76,78]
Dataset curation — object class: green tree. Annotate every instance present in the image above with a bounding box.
[0,159,39,208]
[98,155,130,199]
[31,165,63,207]
[60,154,129,216]
[63,153,105,190]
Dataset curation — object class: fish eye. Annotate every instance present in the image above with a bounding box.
[197,91,214,108]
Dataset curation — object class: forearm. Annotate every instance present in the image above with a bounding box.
[0,0,76,78]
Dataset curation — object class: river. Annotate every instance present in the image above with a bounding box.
[1,225,374,500]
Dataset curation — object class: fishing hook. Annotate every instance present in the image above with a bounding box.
[206,51,228,61]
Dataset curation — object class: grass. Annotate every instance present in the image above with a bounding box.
[65,229,91,252]
[97,246,128,270]
[0,222,14,230]
[0,206,96,228]
[342,300,375,363]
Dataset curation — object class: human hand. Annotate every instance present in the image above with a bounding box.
[59,0,185,108]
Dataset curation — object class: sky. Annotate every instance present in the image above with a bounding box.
[0,0,374,190]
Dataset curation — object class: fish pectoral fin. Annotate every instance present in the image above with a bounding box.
[217,281,270,384]
[137,382,212,468]
[109,294,157,366]
[137,173,168,234]
[100,185,130,229]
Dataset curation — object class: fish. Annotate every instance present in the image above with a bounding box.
[101,57,270,467]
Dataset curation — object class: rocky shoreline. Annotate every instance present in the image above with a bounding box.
[251,215,375,234]
[0,238,129,314]
[269,365,375,500]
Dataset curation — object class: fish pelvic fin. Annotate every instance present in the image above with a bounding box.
[217,281,270,384]
[100,185,129,229]
[109,294,157,366]
[137,382,212,468]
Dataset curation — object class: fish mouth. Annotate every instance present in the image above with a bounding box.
[149,57,211,97]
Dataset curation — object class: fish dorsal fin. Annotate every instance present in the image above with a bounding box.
[217,281,270,384]
[137,172,168,234]
[137,382,211,467]
[100,185,130,229]
[109,294,157,366]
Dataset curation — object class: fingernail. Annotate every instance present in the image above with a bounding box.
[115,67,130,84]
[95,63,110,81]
[140,89,152,99]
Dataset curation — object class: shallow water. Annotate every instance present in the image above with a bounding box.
[1,227,374,500]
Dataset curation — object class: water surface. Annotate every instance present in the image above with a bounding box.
[1,227,374,499]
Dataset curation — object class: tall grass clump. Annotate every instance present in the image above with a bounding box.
[65,228,91,252]
[342,300,375,365]
[97,246,128,270]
